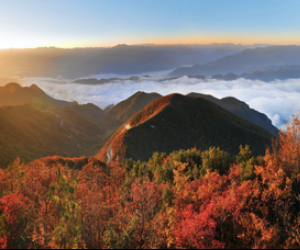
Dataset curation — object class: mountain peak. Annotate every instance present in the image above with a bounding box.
[221,96,249,107]
[30,84,44,92]
[112,44,129,49]
[3,82,22,93]
[108,91,162,124]
[0,82,75,108]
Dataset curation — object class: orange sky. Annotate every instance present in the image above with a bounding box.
[1,34,300,49]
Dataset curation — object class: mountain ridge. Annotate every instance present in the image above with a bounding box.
[107,91,162,124]
[0,83,77,107]
[97,94,275,162]
[187,93,278,136]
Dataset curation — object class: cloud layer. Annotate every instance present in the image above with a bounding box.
[19,76,300,129]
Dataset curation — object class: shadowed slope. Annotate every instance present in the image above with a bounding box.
[187,93,279,136]
[61,103,106,125]
[97,94,274,162]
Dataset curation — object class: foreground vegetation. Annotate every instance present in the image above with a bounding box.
[1,115,300,248]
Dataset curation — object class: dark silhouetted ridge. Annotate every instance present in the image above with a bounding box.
[187,93,278,136]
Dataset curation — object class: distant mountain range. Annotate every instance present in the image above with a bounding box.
[97,94,275,162]
[72,64,300,85]
[0,44,267,79]
[72,75,151,84]
[0,82,278,167]
[2,44,299,80]
[164,65,300,82]
[169,46,300,77]
[220,65,300,82]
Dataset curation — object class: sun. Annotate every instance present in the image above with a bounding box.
[0,35,36,49]
[0,34,66,49]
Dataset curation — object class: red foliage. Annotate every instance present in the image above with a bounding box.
[161,157,170,164]
[2,113,300,248]
[0,191,28,224]
[0,191,30,249]
[175,204,224,249]
[0,236,7,249]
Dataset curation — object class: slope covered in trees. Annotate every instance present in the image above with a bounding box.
[97,94,274,162]
[1,114,300,248]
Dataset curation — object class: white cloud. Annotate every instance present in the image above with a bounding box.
[19,76,300,129]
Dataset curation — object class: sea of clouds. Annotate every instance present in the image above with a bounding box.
[18,76,300,130]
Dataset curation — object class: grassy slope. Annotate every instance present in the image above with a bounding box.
[97,94,274,162]
[0,103,104,168]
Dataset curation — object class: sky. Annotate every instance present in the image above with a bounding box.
[0,0,300,48]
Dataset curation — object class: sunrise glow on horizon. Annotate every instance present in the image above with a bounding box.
[0,0,300,49]
[1,35,300,50]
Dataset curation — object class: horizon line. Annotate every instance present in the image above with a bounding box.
[0,42,295,50]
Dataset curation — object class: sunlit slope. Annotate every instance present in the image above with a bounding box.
[107,91,162,123]
[97,94,274,162]
[0,103,104,168]
[187,93,279,136]
[0,83,76,107]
